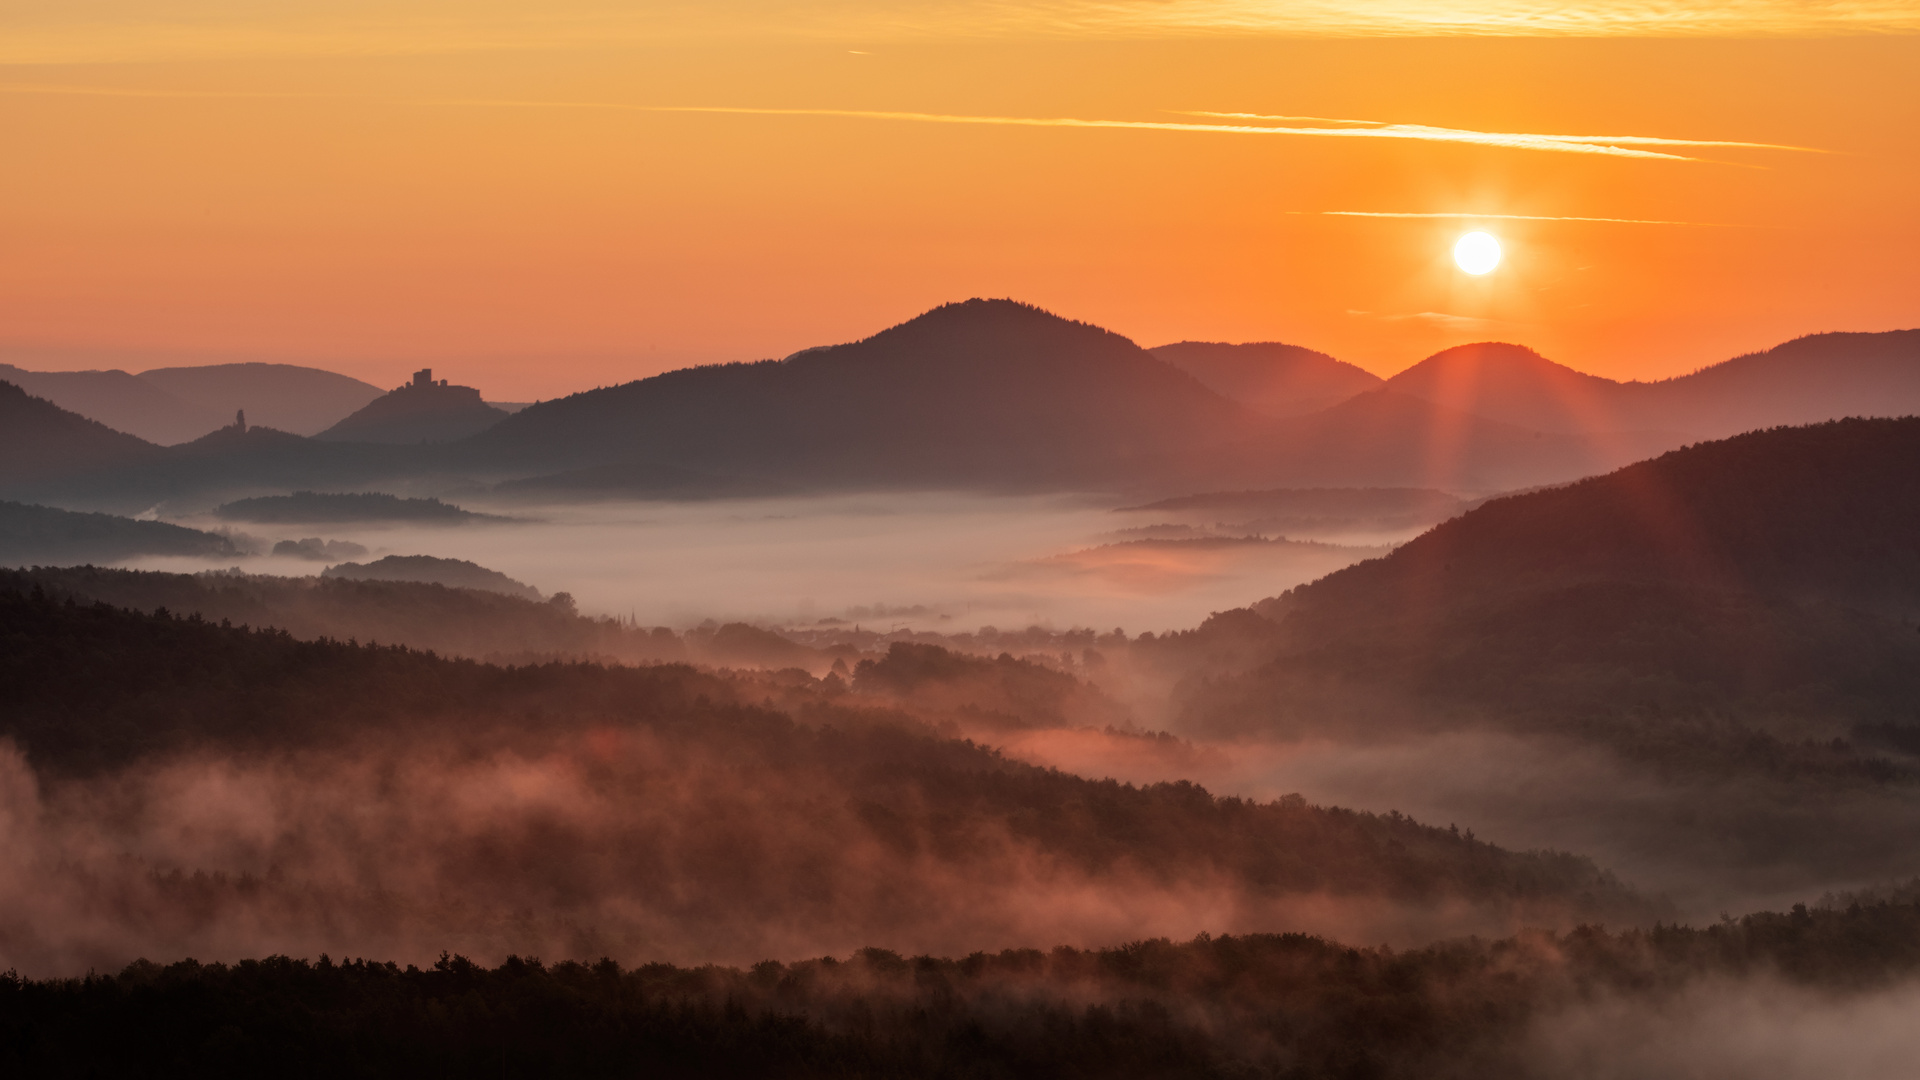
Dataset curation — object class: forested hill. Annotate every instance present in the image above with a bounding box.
[1277,417,1920,618]
[1203,419,1920,769]
[457,299,1621,495]
[461,299,1263,489]
[0,580,1654,972]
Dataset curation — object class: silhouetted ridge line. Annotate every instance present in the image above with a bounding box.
[1188,418,1920,780]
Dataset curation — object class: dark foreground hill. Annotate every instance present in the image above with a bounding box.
[0,583,1651,974]
[0,502,241,566]
[1195,419,1920,775]
[10,898,1920,1079]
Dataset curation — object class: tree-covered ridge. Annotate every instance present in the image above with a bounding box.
[213,491,508,523]
[7,898,1920,1079]
[0,582,1652,950]
[1196,419,1920,777]
[0,501,240,565]
[3,565,684,667]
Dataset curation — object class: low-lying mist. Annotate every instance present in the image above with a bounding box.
[990,724,1920,920]
[132,492,1400,634]
[0,733,1595,979]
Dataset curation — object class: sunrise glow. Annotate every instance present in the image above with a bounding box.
[1453,232,1503,275]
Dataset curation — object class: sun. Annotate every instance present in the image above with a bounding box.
[1453,231,1502,275]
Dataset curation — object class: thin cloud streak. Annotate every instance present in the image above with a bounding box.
[1312,211,1740,226]
[0,83,1819,165]
[438,100,1782,161]
[1185,111,1823,154]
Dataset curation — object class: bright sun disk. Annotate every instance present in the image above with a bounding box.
[1454,231,1502,275]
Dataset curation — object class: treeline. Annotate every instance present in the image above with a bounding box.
[3,565,687,667]
[8,898,1920,1078]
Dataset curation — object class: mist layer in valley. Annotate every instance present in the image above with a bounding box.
[125,492,1401,635]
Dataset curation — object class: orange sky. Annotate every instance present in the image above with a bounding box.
[2,3,1916,400]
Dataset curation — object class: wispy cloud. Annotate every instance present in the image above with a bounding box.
[1311,211,1740,226]
[1,2,1913,65]
[1367,311,1510,330]
[439,100,1816,162]
[0,82,1824,165]
[1183,111,1822,158]
[1042,0,1920,36]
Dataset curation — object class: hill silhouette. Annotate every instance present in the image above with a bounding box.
[0,381,160,485]
[321,554,543,599]
[1150,340,1383,416]
[138,361,385,436]
[1384,330,1920,442]
[466,299,1260,490]
[12,308,1907,504]
[0,360,386,443]
[215,491,506,524]
[0,364,227,444]
[469,300,1626,496]
[1383,341,1643,434]
[1200,418,1920,775]
[317,368,509,444]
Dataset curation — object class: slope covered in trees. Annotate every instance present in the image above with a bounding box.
[462,300,1625,495]
[0,582,1652,974]
[1197,419,1920,773]
[0,502,241,566]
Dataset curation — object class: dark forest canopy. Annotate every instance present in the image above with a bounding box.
[320,554,543,600]
[0,582,1649,927]
[8,897,1920,1079]
[4,564,680,666]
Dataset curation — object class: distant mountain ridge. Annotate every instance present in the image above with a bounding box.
[6,304,1915,506]
[0,381,160,485]
[1382,330,1920,440]
[0,361,385,444]
[1149,341,1383,416]
[464,299,1261,489]
[464,299,1626,496]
